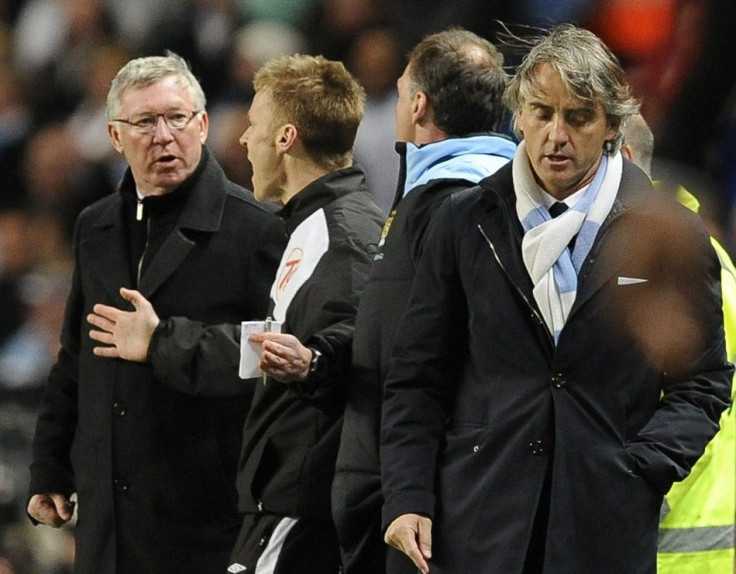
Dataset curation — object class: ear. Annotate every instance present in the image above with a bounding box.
[412,90,431,125]
[276,124,298,153]
[107,122,124,154]
[620,143,633,162]
[606,118,621,144]
[198,110,209,145]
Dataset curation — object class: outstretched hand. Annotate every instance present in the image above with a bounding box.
[87,287,159,362]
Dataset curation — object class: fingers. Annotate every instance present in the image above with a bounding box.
[417,516,433,561]
[87,308,117,332]
[92,344,122,359]
[384,514,431,574]
[28,493,74,528]
[256,340,309,383]
[120,288,149,312]
[50,493,74,521]
[87,313,120,357]
[89,327,114,345]
[91,302,123,323]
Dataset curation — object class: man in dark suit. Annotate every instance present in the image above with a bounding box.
[333,27,515,574]
[26,52,286,574]
[381,25,732,574]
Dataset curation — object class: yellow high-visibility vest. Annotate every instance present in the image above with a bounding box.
[657,187,736,573]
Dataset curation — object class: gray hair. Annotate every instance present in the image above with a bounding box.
[106,51,206,120]
[503,24,639,153]
[621,114,654,177]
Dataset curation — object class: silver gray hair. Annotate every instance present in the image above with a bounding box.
[503,24,639,153]
[106,51,206,120]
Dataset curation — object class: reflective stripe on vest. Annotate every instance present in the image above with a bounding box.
[658,524,735,553]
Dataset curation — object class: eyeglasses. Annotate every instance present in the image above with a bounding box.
[111,109,202,134]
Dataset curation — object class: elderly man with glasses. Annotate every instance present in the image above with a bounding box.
[26,51,286,574]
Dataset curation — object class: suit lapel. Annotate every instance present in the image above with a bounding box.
[478,169,537,306]
[82,199,135,305]
[137,230,195,296]
[138,149,225,297]
[569,161,651,319]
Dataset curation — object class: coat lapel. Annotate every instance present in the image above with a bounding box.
[569,161,652,318]
[138,151,226,298]
[82,198,135,305]
[478,168,537,306]
[137,230,196,296]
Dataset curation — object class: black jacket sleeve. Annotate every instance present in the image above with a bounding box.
[147,214,285,397]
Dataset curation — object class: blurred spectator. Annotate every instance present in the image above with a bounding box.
[14,0,116,123]
[236,0,318,27]
[588,0,707,133]
[0,210,32,350]
[212,18,307,108]
[102,0,184,55]
[349,26,404,214]
[305,0,386,62]
[21,122,115,243]
[0,63,32,212]
[509,0,595,27]
[65,42,129,164]
[207,103,254,189]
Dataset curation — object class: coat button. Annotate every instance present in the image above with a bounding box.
[114,478,130,492]
[473,445,479,453]
[528,440,544,455]
[113,402,127,416]
[258,537,267,548]
[550,373,566,388]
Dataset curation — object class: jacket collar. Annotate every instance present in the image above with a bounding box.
[278,165,367,234]
[95,146,225,232]
[83,146,229,301]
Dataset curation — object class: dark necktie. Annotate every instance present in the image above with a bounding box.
[548,202,577,252]
[548,202,568,218]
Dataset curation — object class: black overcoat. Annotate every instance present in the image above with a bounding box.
[381,160,732,573]
[29,149,286,573]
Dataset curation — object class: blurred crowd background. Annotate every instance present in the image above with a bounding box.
[1,0,735,571]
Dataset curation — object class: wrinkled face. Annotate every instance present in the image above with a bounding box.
[240,90,284,204]
[108,75,208,196]
[394,64,415,143]
[517,63,617,200]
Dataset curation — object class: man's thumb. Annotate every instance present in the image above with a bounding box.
[120,287,140,306]
[51,493,72,520]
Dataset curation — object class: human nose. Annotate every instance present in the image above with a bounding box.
[239,127,250,147]
[152,115,174,142]
[548,115,570,146]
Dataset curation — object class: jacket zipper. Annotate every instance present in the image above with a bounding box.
[477,223,554,347]
[137,205,151,286]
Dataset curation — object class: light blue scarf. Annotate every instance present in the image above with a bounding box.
[513,141,622,342]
